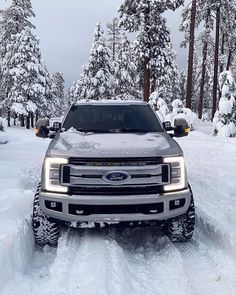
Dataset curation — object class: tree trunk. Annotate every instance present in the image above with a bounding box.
[30,112,34,128]
[26,113,30,129]
[212,6,221,120]
[198,9,211,119]
[20,114,25,127]
[226,50,232,70]
[186,0,197,109]
[144,60,151,102]
[7,107,10,127]
[35,109,39,124]
[143,3,150,102]
[13,113,17,126]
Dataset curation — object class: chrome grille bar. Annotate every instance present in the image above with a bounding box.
[61,158,170,193]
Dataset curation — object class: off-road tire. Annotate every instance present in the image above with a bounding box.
[164,192,195,242]
[32,183,60,246]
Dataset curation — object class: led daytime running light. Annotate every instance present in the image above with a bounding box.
[44,157,68,193]
[163,156,186,191]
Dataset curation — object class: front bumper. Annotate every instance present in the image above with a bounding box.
[39,188,192,224]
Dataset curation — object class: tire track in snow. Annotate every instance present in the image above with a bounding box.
[2,228,193,295]
[64,229,132,295]
[110,228,193,295]
[3,223,236,295]
[190,171,236,254]
[0,218,34,292]
[51,228,193,295]
[196,209,236,256]
[175,228,236,295]
[180,134,236,255]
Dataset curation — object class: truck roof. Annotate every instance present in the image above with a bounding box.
[74,100,147,106]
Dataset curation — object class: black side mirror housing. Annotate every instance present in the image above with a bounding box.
[174,118,190,138]
[35,118,50,138]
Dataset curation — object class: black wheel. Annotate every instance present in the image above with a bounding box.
[32,183,60,246]
[164,193,195,242]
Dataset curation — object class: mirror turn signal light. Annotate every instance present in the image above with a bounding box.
[184,128,190,134]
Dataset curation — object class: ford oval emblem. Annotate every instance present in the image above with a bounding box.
[103,171,131,184]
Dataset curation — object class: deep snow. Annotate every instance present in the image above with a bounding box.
[1,123,236,295]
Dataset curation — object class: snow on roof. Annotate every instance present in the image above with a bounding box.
[75,99,147,106]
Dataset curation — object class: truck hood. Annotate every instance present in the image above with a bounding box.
[47,129,182,158]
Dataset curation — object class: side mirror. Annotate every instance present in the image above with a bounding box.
[35,118,50,138]
[174,118,190,138]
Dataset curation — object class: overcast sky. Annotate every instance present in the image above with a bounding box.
[0,0,187,88]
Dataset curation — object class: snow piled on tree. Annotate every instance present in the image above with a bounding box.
[213,71,236,137]
[113,36,142,100]
[150,92,198,130]
[118,0,183,102]
[0,1,66,124]
[68,23,114,102]
[0,117,7,132]
[0,117,8,144]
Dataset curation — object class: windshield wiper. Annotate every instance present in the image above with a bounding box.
[76,128,149,133]
[76,128,112,133]
[114,128,148,133]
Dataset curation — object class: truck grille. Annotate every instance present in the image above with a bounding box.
[69,185,164,196]
[62,157,170,196]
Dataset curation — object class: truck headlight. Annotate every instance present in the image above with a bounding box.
[43,157,68,193]
[163,156,186,191]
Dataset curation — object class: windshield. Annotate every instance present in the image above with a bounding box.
[62,104,163,133]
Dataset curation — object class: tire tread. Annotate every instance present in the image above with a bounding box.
[32,183,60,246]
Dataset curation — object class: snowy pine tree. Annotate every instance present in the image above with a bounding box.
[180,0,236,119]
[106,18,122,61]
[0,0,35,107]
[43,66,56,117]
[192,32,214,118]
[70,23,114,101]
[51,72,66,116]
[119,0,183,101]
[0,0,62,126]
[68,81,80,103]
[213,70,236,137]
[113,36,141,100]
[152,43,181,106]
[68,64,92,102]
[0,0,35,52]
[219,1,236,71]
[1,27,47,118]
[42,68,66,118]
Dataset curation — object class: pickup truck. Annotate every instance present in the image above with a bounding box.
[33,101,195,246]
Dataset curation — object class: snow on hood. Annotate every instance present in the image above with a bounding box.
[48,129,182,158]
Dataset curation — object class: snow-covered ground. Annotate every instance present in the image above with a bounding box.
[1,123,236,295]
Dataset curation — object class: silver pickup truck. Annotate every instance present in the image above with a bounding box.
[33,101,195,246]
